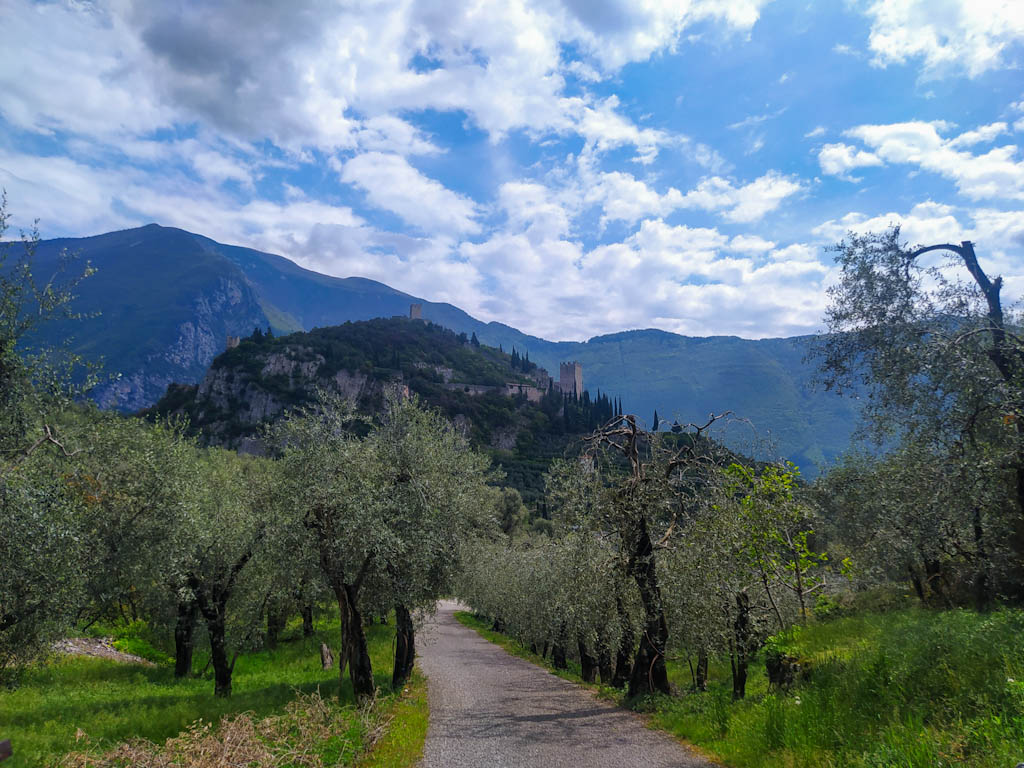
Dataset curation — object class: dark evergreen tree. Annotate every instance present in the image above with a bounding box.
[652,410,659,431]
[470,331,480,347]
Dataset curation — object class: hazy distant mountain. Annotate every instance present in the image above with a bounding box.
[25,224,860,472]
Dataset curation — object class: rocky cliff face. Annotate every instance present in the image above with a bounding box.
[92,277,268,412]
[162,344,404,450]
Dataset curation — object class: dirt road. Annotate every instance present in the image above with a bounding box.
[417,600,715,768]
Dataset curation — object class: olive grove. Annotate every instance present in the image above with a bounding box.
[458,415,830,700]
[1,198,499,695]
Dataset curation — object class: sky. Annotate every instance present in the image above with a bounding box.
[1,0,1023,342]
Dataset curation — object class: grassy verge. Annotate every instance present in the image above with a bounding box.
[357,669,429,768]
[1,617,405,767]
[456,608,1024,768]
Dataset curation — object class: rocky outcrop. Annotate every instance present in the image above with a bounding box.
[93,277,267,412]
[166,342,403,448]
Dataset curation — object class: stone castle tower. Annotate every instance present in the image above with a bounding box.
[410,303,423,320]
[226,335,241,350]
[558,361,582,396]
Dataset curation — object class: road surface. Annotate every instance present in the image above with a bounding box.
[417,600,716,768]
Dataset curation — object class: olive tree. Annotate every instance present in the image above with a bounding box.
[579,414,729,697]
[179,449,283,697]
[814,228,1024,600]
[275,395,380,698]
[368,394,493,688]
[0,196,95,682]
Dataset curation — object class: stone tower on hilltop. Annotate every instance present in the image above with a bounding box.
[558,361,583,396]
[409,303,423,320]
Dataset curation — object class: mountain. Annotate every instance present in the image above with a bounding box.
[23,223,860,472]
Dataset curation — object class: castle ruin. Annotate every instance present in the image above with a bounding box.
[410,303,423,320]
[557,361,583,396]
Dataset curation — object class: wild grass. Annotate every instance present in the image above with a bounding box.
[56,689,386,767]
[0,615,401,767]
[458,607,1024,768]
[356,670,429,768]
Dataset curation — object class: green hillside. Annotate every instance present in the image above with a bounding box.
[149,317,619,505]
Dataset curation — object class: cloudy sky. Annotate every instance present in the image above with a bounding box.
[1,0,1022,341]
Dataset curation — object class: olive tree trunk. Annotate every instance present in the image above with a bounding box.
[173,599,198,679]
[336,583,374,700]
[392,604,415,689]
[627,520,671,698]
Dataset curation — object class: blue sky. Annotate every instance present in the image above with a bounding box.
[1,0,1022,341]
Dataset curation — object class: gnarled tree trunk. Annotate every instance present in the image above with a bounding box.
[627,520,671,698]
[392,604,415,689]
[302,604,315,637]
[174,598,198,679]
[336,583,374,700]
[612,597,635,689]
[731,591,752,700]
[578,636,598,683]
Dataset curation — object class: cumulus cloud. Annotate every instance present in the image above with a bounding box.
[679,172,803,222]
[862,0,1024,78]
[0,0,765,157]
[818,143,884,181]
[830,120,1024,200]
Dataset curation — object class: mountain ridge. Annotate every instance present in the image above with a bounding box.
[21,223,860,472]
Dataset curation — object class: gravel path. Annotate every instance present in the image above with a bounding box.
[417,600,716,768]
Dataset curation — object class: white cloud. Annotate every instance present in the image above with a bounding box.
[569,95,673,164]
[680,172,803,222]
[947,122,1008,148]
[0,148,364,256]
[818,142,884,181]
[0,0,766,159]
[838,120,1024,200]
[805,126,827,138]
[582,171,683,226]
[729,235,776,253]
[728,108,787,130]
[454,214,829,340]
[814,200,964,245]
[863,0,1024,78]
[340,153,480,235]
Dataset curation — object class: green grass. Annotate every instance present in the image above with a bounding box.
[458,608,1024,768]
[0,615,403,767]
[357,669,429,768]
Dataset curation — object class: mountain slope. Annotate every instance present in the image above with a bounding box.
[27,225,269,410]
[24,224,860,472]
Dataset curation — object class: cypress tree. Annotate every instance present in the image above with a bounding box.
[652,410,659,431]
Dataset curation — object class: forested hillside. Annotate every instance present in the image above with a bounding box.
[149,317,621,505]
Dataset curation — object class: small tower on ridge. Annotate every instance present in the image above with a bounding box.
[558,361,583,396]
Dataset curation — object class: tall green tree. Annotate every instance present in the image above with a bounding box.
[275,394,382,699]
[369,394,493,687]
[180,449,282,697]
